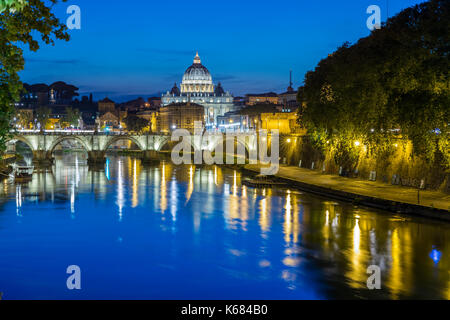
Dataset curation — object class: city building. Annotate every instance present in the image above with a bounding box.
[217,103,303,134]
[217,111,242,132]
[96,97,127,131]
[118,97,148,112]
[161,52,236,129]
[259,112,302,134]
[98,98,116,113]
[278,71,299,112]
[19,82,79,109]
[233,96,246,107]
[217,103,277,132]
[245,92,279,106]
[147,97,162,110]
[158,102,204,134]
[98,111,120,129]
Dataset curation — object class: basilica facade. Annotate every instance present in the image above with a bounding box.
[161,53,236,129]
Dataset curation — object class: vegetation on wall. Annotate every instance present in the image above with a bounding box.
[64,107,81,127]
[298,0,449,172]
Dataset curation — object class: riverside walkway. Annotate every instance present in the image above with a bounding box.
[244,164,450,220]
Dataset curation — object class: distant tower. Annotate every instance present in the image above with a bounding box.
[287,70,294,93]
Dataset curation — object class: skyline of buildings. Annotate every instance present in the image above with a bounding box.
[18,0,424,101]
[14,52,302,134]
[15,52,302,133]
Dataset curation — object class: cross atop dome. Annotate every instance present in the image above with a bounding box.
[193,51,201,64]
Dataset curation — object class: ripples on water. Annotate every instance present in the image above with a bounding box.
[0,153,449,300]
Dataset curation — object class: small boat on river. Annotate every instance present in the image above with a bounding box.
[13,165,34,183]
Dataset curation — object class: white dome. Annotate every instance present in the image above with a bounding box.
[182,64,212,83]
[181,52,214,93]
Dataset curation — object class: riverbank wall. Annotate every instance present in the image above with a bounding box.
[278,135,449,194]
[241,164,450,222]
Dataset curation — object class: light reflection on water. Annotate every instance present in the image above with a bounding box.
[0,153,449,300]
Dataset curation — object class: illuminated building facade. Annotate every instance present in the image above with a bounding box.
[161,53,236,130]
[158,102,204,134]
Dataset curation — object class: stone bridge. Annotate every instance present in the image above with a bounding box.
[8,131,258,166]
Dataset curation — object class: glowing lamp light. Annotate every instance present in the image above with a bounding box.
[354,141,361,147]
[430,248,441,265]
[286,138,292,143]
[394,143,398,148]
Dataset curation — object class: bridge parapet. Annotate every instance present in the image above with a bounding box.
[8,131,262,166]
[9,132,171,166]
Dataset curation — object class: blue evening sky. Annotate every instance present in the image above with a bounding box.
[20,0,424,101]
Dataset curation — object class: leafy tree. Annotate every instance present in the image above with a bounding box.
[298,0,449,169]
[15,109,33,129]
[124,115,149,133]
[64,106,81,127]
[0,0,28,13]
[0,0,69,152]
[35,106,51,131]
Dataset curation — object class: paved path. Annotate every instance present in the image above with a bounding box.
[245,164,450,212]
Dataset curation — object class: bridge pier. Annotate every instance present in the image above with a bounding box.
[141,150,160,165]
[32,151,53,166]
[11,132,172,167]
[87,151,106,166]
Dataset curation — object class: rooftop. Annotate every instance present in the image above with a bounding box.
[99,97,115,104]
[246,92,278,98]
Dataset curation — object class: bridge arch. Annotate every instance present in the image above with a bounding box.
[11,135,36,151]
[157,136,200,154]
[209,135,252,160]
[103,135,144,151]
[48,136,92,154]
[153,135,170,152]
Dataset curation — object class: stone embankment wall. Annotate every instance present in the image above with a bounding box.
[279,136,449,193]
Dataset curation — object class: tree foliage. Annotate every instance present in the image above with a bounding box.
[298,0,449,169]
[0,0,69,151]
[15,108,32,128]
[64,106,80,127]
[0,1,28,13]
[124,115,149,133]
[35,106,50,131]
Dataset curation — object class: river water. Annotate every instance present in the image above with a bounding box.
[0,153,449,300]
